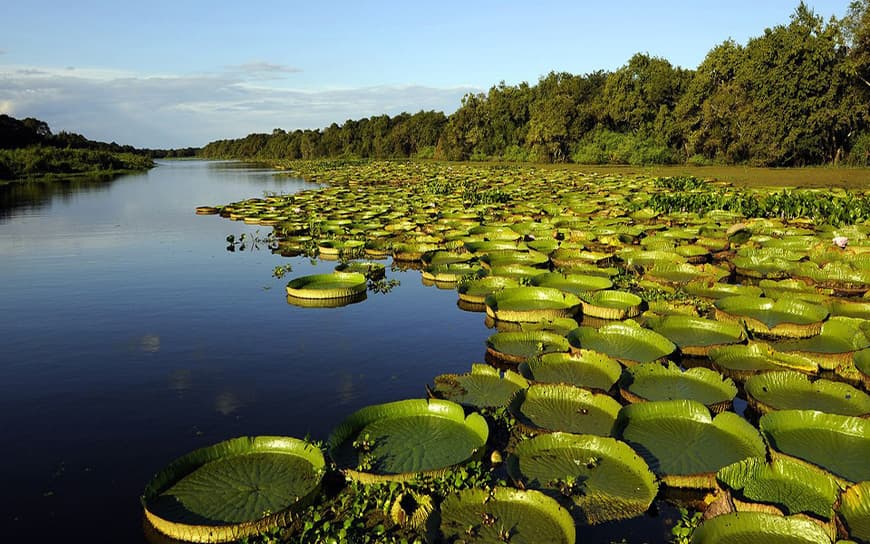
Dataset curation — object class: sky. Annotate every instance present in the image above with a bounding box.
[0,0,854,148]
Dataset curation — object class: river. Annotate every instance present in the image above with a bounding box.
[0,160,492,541]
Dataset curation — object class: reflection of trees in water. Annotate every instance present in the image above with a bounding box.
[0,174,121,220]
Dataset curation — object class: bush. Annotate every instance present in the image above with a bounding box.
[570,130,679,165]
[847,132,870,166]
[500,144,532,162]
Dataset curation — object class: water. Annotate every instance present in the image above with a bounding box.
[0,161,491,541]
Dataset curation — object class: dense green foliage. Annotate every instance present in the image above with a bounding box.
[200,3,870,166]
[0,147,154,180]
[0,114,161,180]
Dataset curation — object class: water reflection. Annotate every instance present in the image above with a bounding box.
[167,369,192,395]
[0,174,124,220]
[214,391,243,416]
[140,334,161,353]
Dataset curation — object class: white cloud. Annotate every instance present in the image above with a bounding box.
[228,61,302,77]
[0,64,477,148]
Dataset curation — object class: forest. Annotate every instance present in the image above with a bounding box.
[200,2,870,167]
[0,114,196,181]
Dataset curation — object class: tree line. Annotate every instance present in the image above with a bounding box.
[200,2,870,167]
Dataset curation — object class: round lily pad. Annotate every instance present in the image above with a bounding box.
[142,436,325,543]
[647,314,747,357]
[714,296,829,339]
[567,320,676,366]
[285,272,367,300]
[760,410,870,484]
[507,432,658,524]
[529,271,613,294]
[485,287,581,323]
[619,362,737,413]
[580,290,644,320]
[486,330,571,366]
[614,399,766,488]
[328,399,489,483]
[745,371,870,416]
[431,364,528,409]
[509,383,621,435]
[518,350,622,391]
[717,456,841,519]
[457,275,520,305]
[709,343,819,382]
[690,512,834,544]
[439,487,575,544]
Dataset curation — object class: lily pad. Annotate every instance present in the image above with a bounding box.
[485,287,581,323]
[328,399,488,483]
[507,433,658,524]
[529,271,613,294]
[683,281,763,300]
[619,362,738,412]
[431,364,529,409]
[567,320,676,366]
[709,343,819,382]
[770,317,870,369]
[518,350,623,391]
[837,481,870,543]
[745,371,870,416]
[457,275,520,305]
[614,399,766,488]
[486,330,571,366]
[285,272,368,300]
[439,487,575,544]
[647,314,746,356]
[717,456,841,519]
[715,296,829,338]
[760,410,870,484]
[509,383,622,435]
[142,436,325,543]
[580,290,645,320]
[690,512,834,544]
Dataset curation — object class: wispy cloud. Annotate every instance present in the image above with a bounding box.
[0,64,477,148]
[228,61,302,76]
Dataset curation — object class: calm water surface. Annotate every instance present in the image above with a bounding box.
[0,161,494,541]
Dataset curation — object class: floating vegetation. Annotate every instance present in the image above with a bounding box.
[507,432,658,524]
[142,436,325,542]
[176,160,870,542]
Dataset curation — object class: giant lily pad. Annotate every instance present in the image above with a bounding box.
[518,350,622,391]
[485,287,581,323]
[457,275,520,305]
[439,487,575,544]
[328,399,488,483]
[580,290,644,320]
[770,317,870,369]
[709,343,819,382]
[431,364,528,409]
[837,481,870,543]
[529,271,613,294]
[285,272,367,300]
[509,383,621,435]
[760,410,870,484]
[716,456,841,519]
[614,400,766,488]
[567,320,676,366]
[507,433,658,524]
[142,436,325,543]
[745,371,870,416]
[647,314,746,357]
[690,512,834,544]
[683,281,763,300]
[714,296,829,339]
[486,330,571,366]
[619,362,738,413]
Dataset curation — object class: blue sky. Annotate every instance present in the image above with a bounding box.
[0,0,853,148]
